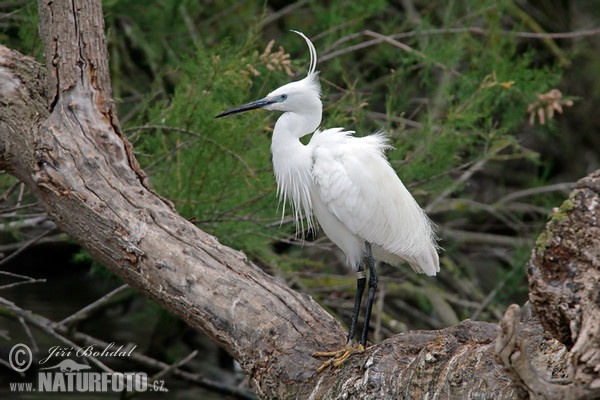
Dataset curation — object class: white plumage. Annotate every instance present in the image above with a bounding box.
[262,34,439,276]
[216,31,439,353]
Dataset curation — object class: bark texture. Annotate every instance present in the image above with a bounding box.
[527,171,600,393]
[0,1,598,399]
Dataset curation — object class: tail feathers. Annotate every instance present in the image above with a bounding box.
[407,243,440,276]
[372,242,440,276]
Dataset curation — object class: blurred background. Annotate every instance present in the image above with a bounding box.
[1,0,599,398]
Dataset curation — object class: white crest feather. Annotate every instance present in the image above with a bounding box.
[291,30,317,76]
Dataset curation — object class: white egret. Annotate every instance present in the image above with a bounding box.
[216,31,439,370]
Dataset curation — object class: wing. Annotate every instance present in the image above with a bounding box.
[311,129,439,275]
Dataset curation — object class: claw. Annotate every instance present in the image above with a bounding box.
[313,342,366,372]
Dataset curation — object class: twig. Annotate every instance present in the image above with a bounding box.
[471,265,521,320]
[16,181,25,207]
[0,181,20,203]
[319,27,600,65]
[0,270,39,281]
[59,284,130,327]
[389,27,600,40]
[122,350,201,400]
[0,226,58,268]
[0,278,46,291]
[320,37,384,63]
[365,110,423,129]
[363,30,461,77]
[508,28,600,39]
[0,258,48,290]
[425,156,490,213]
[150,349,198,382]
[124,125,254,175]
[435,198,525,233]
[392,298,445,329]
[438,228,528,247]
[0,358,17,373]
[259,0,308,27]
[495,182,576,205]
[422,286,460,326]
[499,201,553,216]
[18,315,38,352]
[0,202,39,213]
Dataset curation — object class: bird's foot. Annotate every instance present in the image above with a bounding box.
[312,341,366,373]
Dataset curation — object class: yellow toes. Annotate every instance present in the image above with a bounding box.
[312,342,366,372]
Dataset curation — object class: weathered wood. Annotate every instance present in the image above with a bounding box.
[527,171,600,395]
[0,1,598,398]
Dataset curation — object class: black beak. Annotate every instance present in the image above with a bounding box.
[215,98,275,118]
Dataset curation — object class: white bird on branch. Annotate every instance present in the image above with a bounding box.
[216,31,439,371]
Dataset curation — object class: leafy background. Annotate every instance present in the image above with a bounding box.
[1,0,599,398]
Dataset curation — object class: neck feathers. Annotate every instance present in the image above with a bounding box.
[271,132,316,236]
[273,155,316,235]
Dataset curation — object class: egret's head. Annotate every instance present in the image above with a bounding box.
[263,72,321,112]
[215,72,321,118]
[215,31,322,119]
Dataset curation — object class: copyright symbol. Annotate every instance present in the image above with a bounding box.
[9,343,32,372]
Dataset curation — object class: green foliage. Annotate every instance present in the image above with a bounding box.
[128,38,292,262]
[0,1,42,59]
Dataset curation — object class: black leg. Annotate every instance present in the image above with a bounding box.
[313,247,373,372]
[347,264,366,343]
[360,242,378,347]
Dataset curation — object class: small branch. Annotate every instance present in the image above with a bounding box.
[59,284,130,327]
[494,182,577,205]
[320,37,384,63]
[425,155,491,213]
[18,315,38,352]
[471,266,520,320]
[124,125,254,175]
[389,27,600,41]
[150,349,198,383]
[0,278,46,291]
[0,181,21,203]
[0,202,42,214]
[0,226,58,268]
[0,260,47,291]
[0,270,40,282]
[259,0,308,27]
[319,27,600,64]
[363,30,462,77]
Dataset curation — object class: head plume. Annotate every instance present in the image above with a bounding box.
[290,30,317,77]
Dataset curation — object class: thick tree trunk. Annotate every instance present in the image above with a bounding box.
[0,1,597,398]
[526,171,600,395]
